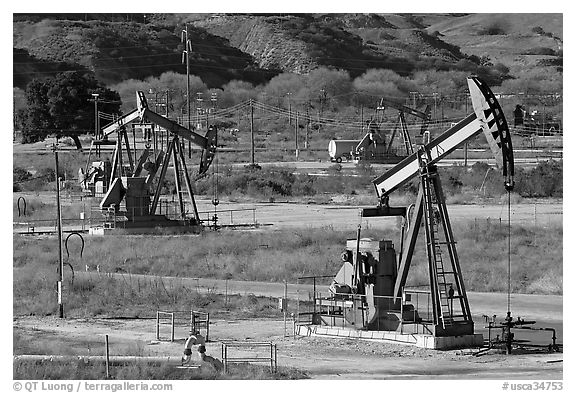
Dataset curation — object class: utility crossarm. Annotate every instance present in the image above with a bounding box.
[367,77,514,205]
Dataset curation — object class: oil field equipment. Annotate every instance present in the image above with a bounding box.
[328,99,430,164]
[301,77,514,348]
[81,91,217,233]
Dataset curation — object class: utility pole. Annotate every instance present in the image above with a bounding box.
[305,102,310,149]
[319,88,326,132]
[164,90,169,117]
[90,93,100,140]
[360,104,364,138]
[287,92,292,126]
[196,92,203,130]
[53,144,64,318]
[210,92,218,130]
[182,25,192,157]
[410,91,418,108]
[250,99,255,166]
[294,111,299,159]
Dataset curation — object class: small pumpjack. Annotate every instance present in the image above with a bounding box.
[84,91,218,232]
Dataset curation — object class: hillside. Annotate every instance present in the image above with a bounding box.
[13,13,562,90]
[13,17,275,89]
[425,13,563,74]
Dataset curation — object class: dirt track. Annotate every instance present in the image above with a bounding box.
[14,271,563,379]
[13,315,562,380]
[193,199,562,230]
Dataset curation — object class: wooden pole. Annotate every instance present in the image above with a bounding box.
[250,100,255,165]
[295,111,299,159]
[283,281,288,337]
[55,149,64,319]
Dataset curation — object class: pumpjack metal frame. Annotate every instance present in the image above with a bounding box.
[92,91,217,226]
[361,76,514,337]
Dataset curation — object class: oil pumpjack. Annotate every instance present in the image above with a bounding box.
[80,91,217,233]
[300,77,514,348]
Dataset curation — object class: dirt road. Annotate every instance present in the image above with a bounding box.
[14,315,562,380]
[193,199,562,230]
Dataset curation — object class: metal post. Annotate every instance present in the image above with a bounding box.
[54,149,64,319]
[105,335,110,379]
[206,313,210,342]
[171,313,175,342]
[156,311,160,340]
[270,343,273,373]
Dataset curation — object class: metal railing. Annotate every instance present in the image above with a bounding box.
[199,208,257,228]
[221,341,277,374]
[156,310,211,342]
[296,275,435,335]
[190,311,210,342]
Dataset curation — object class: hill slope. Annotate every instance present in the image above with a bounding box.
[13,13,562,89]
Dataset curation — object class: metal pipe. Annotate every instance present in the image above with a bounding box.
[14,355,182,365]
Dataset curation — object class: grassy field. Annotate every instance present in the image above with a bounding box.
[13,221,562,319]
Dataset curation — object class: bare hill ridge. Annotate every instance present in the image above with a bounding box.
[13,13,562,89]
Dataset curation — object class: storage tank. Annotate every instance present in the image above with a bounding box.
[328,140,360,162]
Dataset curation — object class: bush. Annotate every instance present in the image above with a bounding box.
[523,47,557,56]
[515,160,562,197]
[13,167,32,183]
[197,166,317,199]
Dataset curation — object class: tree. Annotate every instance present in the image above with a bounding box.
[263,73,307,107]
[219,80,257,107]
[352,69,416,106]
[20,71,121,144]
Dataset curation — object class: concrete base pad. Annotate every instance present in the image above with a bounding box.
[296,324,484,350]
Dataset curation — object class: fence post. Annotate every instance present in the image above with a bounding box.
[156,311,160,340]
[270,343,273,373]
[171,312,175,342]
[206,313,210,342]
[105,334,110,379]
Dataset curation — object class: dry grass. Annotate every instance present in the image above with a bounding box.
[14,219,562,314]
[13,358,307,380]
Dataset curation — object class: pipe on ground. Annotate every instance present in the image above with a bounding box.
[14,355,183,366]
